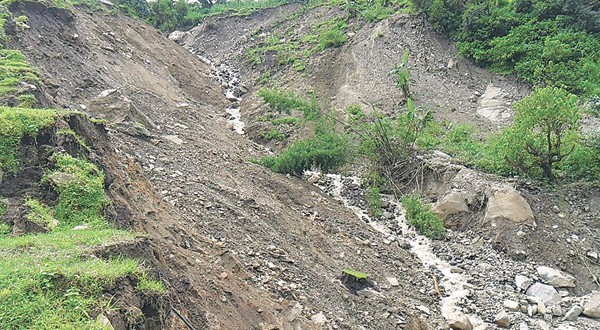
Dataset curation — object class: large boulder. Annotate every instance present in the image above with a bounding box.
[536,266,576,288]
[433,190,470,219]
[526,283,562,305]
[477,83,512,122]
[484,188,534,227]
[583,291,600,318]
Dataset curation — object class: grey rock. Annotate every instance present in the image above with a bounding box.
[515,275,533,291]
[47,172,78,186]
[526,283,562,305]
[583,291,600,318]
[536,266,576,288]
[311,312,327,325]
[446,312,473,330]
[96,314,114,330]
[494,311,511,328]
[503,300,520,311]
[387,277,399,287]
[484,188,534,226]
[564,305,582,321]
[162,135,184,145]
[285,302,303,322]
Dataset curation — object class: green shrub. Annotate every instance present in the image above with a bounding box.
[45,153,109,227]
[25,199,56,231]
[402,195,445,239]
[272,116,299,126]
[258,88,310,114]
[261,128,286,141]
[366,186,383,218]
[0,223,10,236]
[257,124,349,176]
[319,27,347,50]
[494,87,581,180]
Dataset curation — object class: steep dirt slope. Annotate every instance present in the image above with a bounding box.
[8,2,447,329]
[179,4,530,134]
[176,3,600,329]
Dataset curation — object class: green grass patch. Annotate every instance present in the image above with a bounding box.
[137,277,166,293]
[402,195,445,239]
[44,153,109,228]
[257,124,349,176]
[0,107,59,173]
[366,186,383,219]
[272,116,299,126]
[57,128,92,151]
[0,198,6,217]
[0,229,143,329]
[261,128,287,141]
[25,198,57,231]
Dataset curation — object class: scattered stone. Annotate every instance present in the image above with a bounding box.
[416,305,430,315]
[503,300,520,311]
[536,320,550,330]
[551,304,562,316]
[527,304,537,317]
[72,224,89,230]
[494,311,511,328]
[536,266,576,288]
[218,272,228,279]
[526,283,562,305]
[311,312,327,325]
[582,291,600,318]
[162,135,184,145]
[552,205,560,213]
[284,302,303,322]
[446,312,473,330]
[96,314,114,329]
[47,172,78,186]
[515,275,533,291]
[564,305,582,320]
[518,322,529,330]
[587,251,599,261]
[387,277,399,287]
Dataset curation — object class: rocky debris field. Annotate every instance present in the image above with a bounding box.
[308,170,600,330]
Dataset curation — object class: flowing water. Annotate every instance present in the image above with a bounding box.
[307,172,487,329]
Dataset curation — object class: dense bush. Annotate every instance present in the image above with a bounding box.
[415,0,600,96]
[257,123,349,175]
[402,195,445,239]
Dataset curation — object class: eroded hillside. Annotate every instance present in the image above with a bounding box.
[1,0,599,329]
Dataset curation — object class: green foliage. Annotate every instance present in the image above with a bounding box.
[0,107,58,173]
[342,268,369,279]
[0,199,6,217]
[45,153,109,228]
[366,186,383,218]
[257,122,349,176]
[492,87,581,180]
[392,51,412,99]
[402,195,445,239]
[0,229,144,329]
[259,88,309,114]
[25,199,56,231]
[415,0,600,96]
[261,128,287,141]
[272,116,300,126]
[258,88,320,120]
[123,0,289,33]
[0,49,40,100]
[0,223,10,236]
[137,277,166,293]
[318,26,347,50]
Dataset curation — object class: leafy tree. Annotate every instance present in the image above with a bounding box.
[499,87,581,180]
